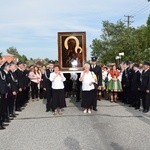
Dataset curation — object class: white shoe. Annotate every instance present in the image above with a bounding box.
[83,109,87,113]
[88,109,91,114]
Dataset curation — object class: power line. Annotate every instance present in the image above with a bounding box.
[133,5,150,16]
[129,2,148,15]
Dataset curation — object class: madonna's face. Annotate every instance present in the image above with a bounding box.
[68,39,76,50]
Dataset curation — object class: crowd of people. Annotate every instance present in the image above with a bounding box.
[0,53,150,130]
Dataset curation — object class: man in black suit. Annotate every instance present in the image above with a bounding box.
[122,61,130,104]
[90,57,102,111]
[0,55,8,129]
[1,62,12,123]
[43,60,54,112]
[9,61,18,117]
[130,64,141,109]
[140,62,150,113]
[15,62,25,111]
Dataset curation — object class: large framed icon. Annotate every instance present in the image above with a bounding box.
[58,32,86,71]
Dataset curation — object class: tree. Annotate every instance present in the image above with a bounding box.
[44,58,50,65]
[90,17,150,64]
[7,47,28,63]
[147,15,150,26]
[7,47,19,56]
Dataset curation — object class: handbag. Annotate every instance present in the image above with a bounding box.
[91,71,98,89]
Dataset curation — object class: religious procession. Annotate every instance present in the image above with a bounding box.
[0,53,150,130]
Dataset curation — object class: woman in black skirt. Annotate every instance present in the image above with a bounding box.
[50,65,66,115]
[79,63,97,114]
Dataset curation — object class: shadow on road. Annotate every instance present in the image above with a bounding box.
[64,137,82,150]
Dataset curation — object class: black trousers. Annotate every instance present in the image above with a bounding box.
[0,94,5,125]
[92,88,97,109]
[31,81,38,99]
[16,91,23,110]
[46,88,52,110]
[4,96,10,120]
[9,95,16,115]
[141,92,150,111]
[131,90,140,108]
[76,81,81,101]
[122,86,130,103]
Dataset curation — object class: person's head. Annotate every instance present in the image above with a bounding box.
[90,57,97,65]
[17,62,24,69]
[54,65,60,73]
[143,62,150,70]
[0,54,5,65]
[112,65,117,71]
[83,63,90,72]
[133,64,139,71]
[48,60,54,69]
[9,61,16,71]
[42,65,46,70]
[129,61,134,69]
[30,66,35,72]
[123,61,129,69]
[139,64,143,69]
[2,62,10,71]
[103,66,108,71]
[34,66,39,71]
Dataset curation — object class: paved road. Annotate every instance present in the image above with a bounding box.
[0,98,150,150]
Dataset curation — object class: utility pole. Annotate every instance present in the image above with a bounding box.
[124,15,134,27]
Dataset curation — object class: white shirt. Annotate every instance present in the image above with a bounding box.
[70,73,78,80]
[102,70,108,80]
[50,72,66,89]
[80,71,95,91]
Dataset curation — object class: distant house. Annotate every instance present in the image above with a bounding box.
[2,54,18,62]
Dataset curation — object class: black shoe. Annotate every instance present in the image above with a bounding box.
[135,107,140,110]
[2,123,9,126]
[143,110,149,113]
[4,118,11,123]
[93,108,98,111]
[9,117,14,120]
[10,114,16,118]
[14,113,19,116]
[16,108,22,112]
[46,109,50,112]
[0,125,6,130]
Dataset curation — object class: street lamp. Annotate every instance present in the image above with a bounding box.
[115,56,121,68]
[119,52,124,63]
[119,52,124,57]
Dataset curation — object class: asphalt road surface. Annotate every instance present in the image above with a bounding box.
[0,98,150,150]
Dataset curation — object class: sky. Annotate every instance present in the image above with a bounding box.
[0,0,150,60]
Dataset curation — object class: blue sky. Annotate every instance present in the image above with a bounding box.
[0,0,150,60]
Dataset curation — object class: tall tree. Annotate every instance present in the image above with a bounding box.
[90,17,150,64]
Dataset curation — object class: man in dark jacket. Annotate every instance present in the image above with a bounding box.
[122,61,130,104]
[0,55,8,129]
[90,57,102,111]
[9,61,18,117]
[15,62,25,111]
[43,60,54,112]
[130,64,141,109]
[140,62,150,113]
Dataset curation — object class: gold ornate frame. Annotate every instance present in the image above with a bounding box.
[58,32,86,71]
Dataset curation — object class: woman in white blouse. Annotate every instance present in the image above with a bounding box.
[50,65,66,115]
[79,63,97,114]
